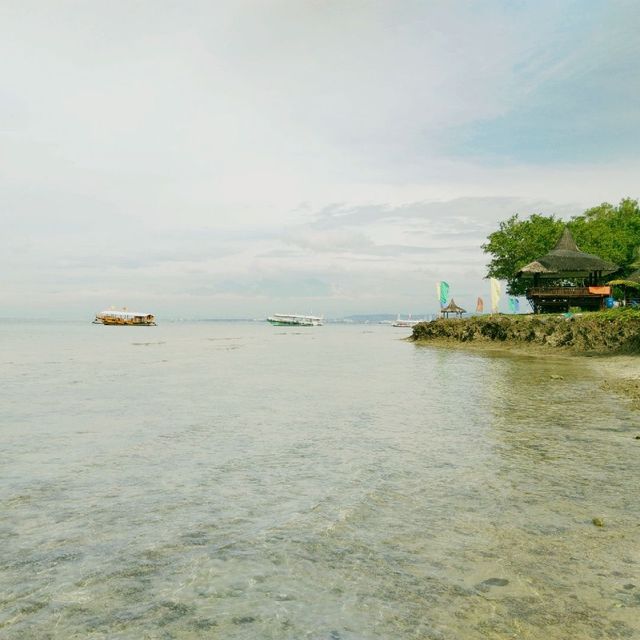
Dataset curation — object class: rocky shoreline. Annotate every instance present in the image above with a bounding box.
[411,311,640,355]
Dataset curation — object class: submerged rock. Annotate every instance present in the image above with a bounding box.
[232,616,256,624]
[481,577,509,586]
[592,517,605,527]
[476,577,510,591]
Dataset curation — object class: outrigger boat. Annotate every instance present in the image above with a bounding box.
[391,314,422,327]
[267,313,323,327]
[93,309,157,326]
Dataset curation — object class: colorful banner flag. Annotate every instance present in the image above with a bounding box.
[476,297,484,313]
[490,278,501,313]
[437,281,449,307]
[508,297,519,313]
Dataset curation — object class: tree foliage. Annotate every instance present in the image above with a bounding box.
[482,214,564,295]
[569,198,640,270]
[482,198,640,295]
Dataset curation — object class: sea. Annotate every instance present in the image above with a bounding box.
[1,320,639,639]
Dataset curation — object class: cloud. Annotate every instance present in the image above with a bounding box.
[0,2,637,317]
[445,1,640,163]
[309,197,579,230]
[285,229,374,253]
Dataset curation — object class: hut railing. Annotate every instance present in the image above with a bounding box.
[526,287,605,297]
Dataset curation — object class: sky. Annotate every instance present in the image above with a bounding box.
[1,0,639,319]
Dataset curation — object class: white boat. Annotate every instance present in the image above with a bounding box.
[267,314,323,326]
[391,314,422,327]
[93,309,157,326]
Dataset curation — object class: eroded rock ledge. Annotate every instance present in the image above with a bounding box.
[411,312,640,354]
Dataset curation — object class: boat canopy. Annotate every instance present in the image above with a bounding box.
[271,313,323,320]
[97,310,154,319]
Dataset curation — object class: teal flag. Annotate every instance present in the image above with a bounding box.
[508,297,519,313]
[437,281,449,307]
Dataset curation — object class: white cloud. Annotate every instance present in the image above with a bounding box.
[0,2,637,317]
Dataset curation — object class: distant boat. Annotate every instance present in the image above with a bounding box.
[267,314,323,327]
[93,309,157,326]
[391,314,422,328]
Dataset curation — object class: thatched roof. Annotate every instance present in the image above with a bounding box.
[626,268,640,283]
[516,228,618,277]
[441,299,466,313]
[609,269,640,288]
[608,279,640,289]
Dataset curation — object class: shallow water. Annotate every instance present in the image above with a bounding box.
[1,321,639,639]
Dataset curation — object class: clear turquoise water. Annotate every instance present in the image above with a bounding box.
[1,321,639,639]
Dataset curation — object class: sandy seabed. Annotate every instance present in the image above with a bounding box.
[412,337,640,413]
[594,355,640,410]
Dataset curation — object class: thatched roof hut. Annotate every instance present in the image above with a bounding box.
[516,227,618,279]
[518,227,620,313]
[608,268,640,288]
[608,268,640,305]
[441,299,466,318]
[516,228,618,279]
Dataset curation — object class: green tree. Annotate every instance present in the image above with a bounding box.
[482,198,640,295]
[481,213,564,295]
[568,198,640,271]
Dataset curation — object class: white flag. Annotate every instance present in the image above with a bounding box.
[490,278,501,314]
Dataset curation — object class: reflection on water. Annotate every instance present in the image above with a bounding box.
[1,322,639,639]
